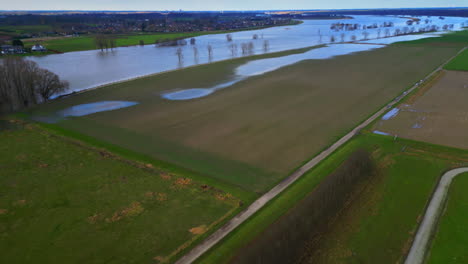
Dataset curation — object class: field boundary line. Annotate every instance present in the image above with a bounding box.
[404,167,468,264]
[175,45,468,264]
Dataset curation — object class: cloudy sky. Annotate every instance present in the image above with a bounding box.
[3,0,468,11]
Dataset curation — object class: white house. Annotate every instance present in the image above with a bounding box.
[31,44,47,52]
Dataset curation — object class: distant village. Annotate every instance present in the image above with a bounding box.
[0,12,297,55]
[1,42,46,55]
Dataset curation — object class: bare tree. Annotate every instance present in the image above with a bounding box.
[193,47,199,64]
[94,35,106,51]
[340,33,345,43]
[229,43,238,57]
[207,44,213,62]
[35,68,69,101]
[377,29,382,38]
[362,31,370,40]
[263,40,270,53]
[109,38,116,50]
[95,35,116,51]
[0,57,68,113]
[247,42,255,55]
[241,42,255,56]
[385,28,391,37]
[175,48,184,68]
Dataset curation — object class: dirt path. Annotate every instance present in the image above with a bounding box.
[175,46,468,264]
[405,167,468,264]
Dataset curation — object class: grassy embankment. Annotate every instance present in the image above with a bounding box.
[0,119,243,264]
[427,173,468,264]
[28,41,462,194]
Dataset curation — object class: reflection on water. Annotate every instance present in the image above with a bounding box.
[162,78,242,100]
[33,101,138,123]
[382,108,400,120]
[162,44,384,100]
[373,130,392,136]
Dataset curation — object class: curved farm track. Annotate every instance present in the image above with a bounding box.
[405,167,468,264]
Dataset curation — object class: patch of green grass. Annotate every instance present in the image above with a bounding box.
[23,32,206,53]
[427,172,468,264]
[0,25,53,34]
[0,120,238,264]
[394,29,468,47]
[197,133,468,264]
[444,48,468,71]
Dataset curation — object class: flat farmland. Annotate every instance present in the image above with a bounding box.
[32,43,463,193]
[374,70,468,150]
[0,120,238,264]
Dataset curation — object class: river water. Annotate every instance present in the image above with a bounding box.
[27,15,467,95]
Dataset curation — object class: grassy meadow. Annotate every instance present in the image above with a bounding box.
[22,32,207,53]
[427,173,468,264]
[0,119,240,264]
[445,48,468,71]
[30,41,463,194]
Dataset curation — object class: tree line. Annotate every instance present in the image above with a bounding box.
[230,149,376,264]
[94,35,117,51]
[0,57,69,114]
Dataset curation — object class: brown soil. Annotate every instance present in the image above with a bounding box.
[375,70,468,151]
[189,225,207,235]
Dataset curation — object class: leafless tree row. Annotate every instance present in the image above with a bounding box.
[0,57,69,114]
[94,35,117,51]
[231,150,375,264]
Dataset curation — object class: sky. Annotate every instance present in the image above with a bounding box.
[3,0,468,11]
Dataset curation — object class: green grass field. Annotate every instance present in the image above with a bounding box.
[29,42,463,194]
[197,133,468,264]
[396,30,468,47]
[0,119,239,264]
[444,48,468,71]
[22,32,206,53]
[427,172,468,264]
[0,25,53,35]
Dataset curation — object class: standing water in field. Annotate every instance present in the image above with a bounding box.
[162,44,384,100]
[32,101,138,123]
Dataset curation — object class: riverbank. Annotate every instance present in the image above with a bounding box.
[19,20,302,55]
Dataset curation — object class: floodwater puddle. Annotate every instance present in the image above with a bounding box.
[382,108,400,120]
[373,130,392,136]
[33,101,138,123]
[161,79,242,100]
[412,123,423,129]
[162,44,384,100]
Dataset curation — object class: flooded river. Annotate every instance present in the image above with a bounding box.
[26,15,468,95]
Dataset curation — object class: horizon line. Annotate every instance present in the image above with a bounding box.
[1,7,468,12]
